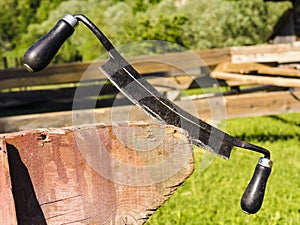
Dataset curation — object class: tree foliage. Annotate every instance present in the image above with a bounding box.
[0,0,291,67]
[0,0,63,51]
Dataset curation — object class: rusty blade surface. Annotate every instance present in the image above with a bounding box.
[99,50,240,160]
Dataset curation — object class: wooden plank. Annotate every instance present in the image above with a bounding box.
[0,76,188,115]
[0,84,118,107]
[1,123,193,224]
[0,139,18,225]
[0,67,193,95]
[0,48,229,90]
[194,48,231,67]
[258,66,300,78]
[0,62,103,91]
[181,90,300,119]
[0,105,157,133]
[214,62,270,74]
[224,90,300,118]
[230,44,300,63]
[213,62,266,86]
[214,62,300,78]
[211,71,300,88]
[1,90,300,133]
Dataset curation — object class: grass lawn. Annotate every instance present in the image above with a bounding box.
[146,113,300,225]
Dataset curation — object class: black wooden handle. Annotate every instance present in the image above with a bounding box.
[241,157,272,214]
[23,14,77,72]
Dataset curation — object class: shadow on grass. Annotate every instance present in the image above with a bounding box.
[233,115,300,142]
[235,133,300,143]
[268,115,300,127]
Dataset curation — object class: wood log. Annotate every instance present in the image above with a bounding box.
[0,123,194,224]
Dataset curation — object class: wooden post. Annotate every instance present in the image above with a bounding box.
[2,56,8,69]
[0,122,194,224]
[14,57,19,68]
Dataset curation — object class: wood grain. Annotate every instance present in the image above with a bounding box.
[0,139,17,225]
[230,43,300,63]
[211,71,300,88]
[1,123,194,224]
[214,62,300,78]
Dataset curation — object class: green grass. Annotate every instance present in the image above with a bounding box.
[180,86,230,97]
[146,113,300,225]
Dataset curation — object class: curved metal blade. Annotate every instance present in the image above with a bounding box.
[99,49,241,159]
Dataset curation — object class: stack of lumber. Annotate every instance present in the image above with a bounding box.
[212,62,300,88]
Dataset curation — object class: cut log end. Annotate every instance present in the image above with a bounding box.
[0,122,194,224]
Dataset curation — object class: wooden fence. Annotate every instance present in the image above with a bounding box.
[1,43,300,132]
